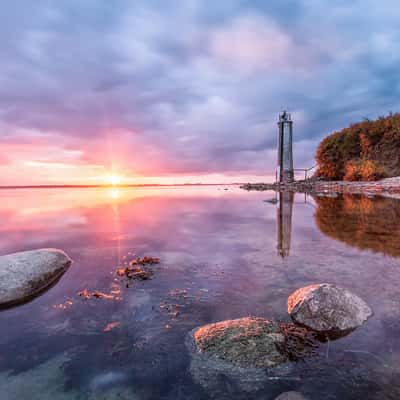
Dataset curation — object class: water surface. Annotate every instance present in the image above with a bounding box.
[0,186,399,399]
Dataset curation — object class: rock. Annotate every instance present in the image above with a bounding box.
[191,317,287,368]
[186,317,294,396]
[264,198,279,204]
[88,370,128,393]
[88,386,138,400]
[288,283,372,333]
[0,249,72,309]
[129,256,160,266]
[275,392,308,400]
[188,350,273,395]
[0,353,80,400]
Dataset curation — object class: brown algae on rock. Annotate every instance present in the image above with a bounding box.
[116,256,160,280]
[192,317,287,368]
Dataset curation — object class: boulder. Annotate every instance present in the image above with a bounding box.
[186,317,293,395]
[288,283,372,333]
[0,249,72,309]
[0,354,77,400]
[191,317,287,368]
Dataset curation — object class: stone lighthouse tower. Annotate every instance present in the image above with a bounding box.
[276,111,294,183]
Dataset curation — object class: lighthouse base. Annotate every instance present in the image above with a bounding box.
[280,170,294,184]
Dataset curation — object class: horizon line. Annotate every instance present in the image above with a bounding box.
[0,182,253,190]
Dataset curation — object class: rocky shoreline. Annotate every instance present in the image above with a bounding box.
[240,177,400,199]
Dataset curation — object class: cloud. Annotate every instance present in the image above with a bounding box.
[209,15,292,71]
[208,14,319,75]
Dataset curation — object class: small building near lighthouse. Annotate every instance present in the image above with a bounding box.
[276,111,294,183]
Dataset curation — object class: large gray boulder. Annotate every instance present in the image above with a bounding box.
[288,283,372,332]
[0,249,72,308]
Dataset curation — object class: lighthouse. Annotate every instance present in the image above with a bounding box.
[276,111,294,183]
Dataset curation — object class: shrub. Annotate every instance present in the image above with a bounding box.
[359,160,386,181]
[316,128,361,180]
[316,113,400,180]
[344,160,362,181]
[343,159,386,181]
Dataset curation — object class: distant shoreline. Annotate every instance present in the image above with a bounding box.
[241,177,400,199]
[0,183,242,190]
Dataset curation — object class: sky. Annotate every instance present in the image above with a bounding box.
[0,0,399,185]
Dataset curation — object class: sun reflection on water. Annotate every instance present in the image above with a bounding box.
[109,189,121,200]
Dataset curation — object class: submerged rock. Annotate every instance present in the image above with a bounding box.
[192,317,287,368]
[288,283,372,333]
[88,386,138,400]
[275,392,308,400]
[129,256,160,266]
[0,353,80,400]
[116,265,153,280]
[88,370,128,392]
[115,256,159,281]
[0,248,72,309]
[186,317,294,396]
[279,323,319,360]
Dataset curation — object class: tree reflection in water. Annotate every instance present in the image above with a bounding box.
[314,194,400,258]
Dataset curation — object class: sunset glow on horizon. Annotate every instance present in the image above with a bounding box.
[0,132,276,186]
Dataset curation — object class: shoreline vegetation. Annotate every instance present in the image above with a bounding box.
[316,113,400,181]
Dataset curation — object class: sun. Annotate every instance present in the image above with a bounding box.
[107,175,123,186]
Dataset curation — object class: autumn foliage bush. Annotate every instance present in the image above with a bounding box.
[316,113,400,181]
[343,159,386,181]
[343,160,362,181]
[359,159,386,181]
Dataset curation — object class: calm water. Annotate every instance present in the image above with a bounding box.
[0,186,399,399]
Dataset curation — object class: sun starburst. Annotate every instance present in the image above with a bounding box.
[107,175,123,186]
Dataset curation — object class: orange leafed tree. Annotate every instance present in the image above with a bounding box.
[316,113,400,181]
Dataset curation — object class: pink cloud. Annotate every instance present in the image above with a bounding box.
[209,15,318,76]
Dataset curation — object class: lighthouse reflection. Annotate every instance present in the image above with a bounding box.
[276,191,294,258]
